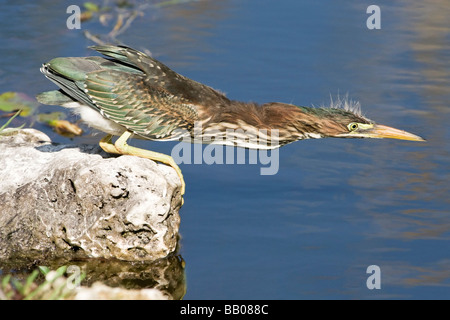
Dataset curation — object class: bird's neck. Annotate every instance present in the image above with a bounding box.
[196,102,326,149]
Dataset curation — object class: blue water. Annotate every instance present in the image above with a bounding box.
[1,0,449,299]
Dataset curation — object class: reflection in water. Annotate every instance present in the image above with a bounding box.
[402,0,450,106]
[0,254,186,300]
[374,259,450,289]
[74,255,186,300]
[130,0,232,70]
[346,1,450,292]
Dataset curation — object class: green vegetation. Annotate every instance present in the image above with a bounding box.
[0,110,22,135]
[0,266,86,300]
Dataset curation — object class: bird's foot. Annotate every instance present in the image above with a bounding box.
[99,132,186,197]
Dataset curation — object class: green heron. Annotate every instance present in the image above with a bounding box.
[37,45,425,196]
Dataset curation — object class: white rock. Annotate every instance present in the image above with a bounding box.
[0,129,183,262]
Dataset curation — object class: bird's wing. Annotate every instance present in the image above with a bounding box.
[41,46,232,139]
[91,45,231,108]
[83,68,199,140]
[40,53,202,140]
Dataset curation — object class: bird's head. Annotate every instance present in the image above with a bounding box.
[291,99,425,142]
[334,120,425,141]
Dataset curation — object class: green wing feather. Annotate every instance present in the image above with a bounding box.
[38,46,219,140]
[84,69,198,139]
[90,45,231,107]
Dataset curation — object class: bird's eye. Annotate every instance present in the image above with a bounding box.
[348,123,359,131]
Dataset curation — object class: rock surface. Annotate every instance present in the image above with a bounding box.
[74,282,168,300]
[0,129,182,262]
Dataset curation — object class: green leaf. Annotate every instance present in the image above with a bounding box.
[84,2,100,12]
[11,278,24,294]
[0,91,36,116]
[37,112,66,124]
[38,266,50,275]
[0,110,21,134]
[1,275,11,289]
[23,270,40,295]
[54,266,68,278]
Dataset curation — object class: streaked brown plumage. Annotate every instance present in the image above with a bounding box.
[37,45,425,195]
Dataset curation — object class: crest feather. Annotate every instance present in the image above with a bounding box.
[327,93,362,117]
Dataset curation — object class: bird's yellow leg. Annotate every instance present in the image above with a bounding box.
[99,134,120,154]
[107,131,185,196]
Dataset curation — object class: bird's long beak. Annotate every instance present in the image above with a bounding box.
[362,124,426,141]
